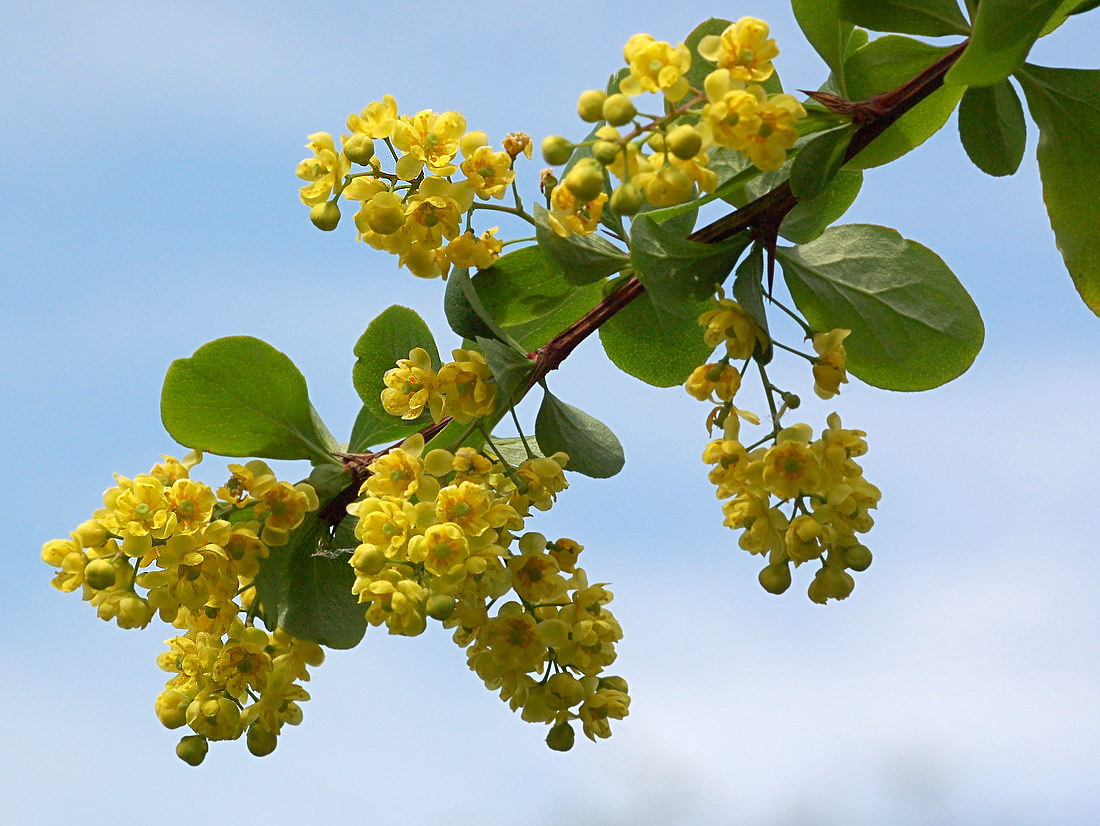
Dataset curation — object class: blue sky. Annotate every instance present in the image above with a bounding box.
[4,2,1100,823]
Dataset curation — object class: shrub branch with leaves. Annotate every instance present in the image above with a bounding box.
[40,0,1100,763]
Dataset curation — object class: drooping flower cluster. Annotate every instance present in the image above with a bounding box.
[346,434,629,748]
[296,95,530,278]
[539,17,806,235]
[687,298,878,602]
[40,452,323,763]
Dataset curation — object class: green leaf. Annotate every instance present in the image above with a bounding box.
[161,336,334,464]
[1017,64,1100,315]
[444,266,494,341]
[500,281,605,351]
[476,336,535,408]
[947,0,1064,87]
[777,225,984,391]
[630,213,751,316]
[1041,0,1100,34]
[347,405,421,453]
[837,0,970,36]
[792,0,855,93]
[844,37,965,169]
[789,125,855,200]
[780,169,864,244]
[254,511,367,649]
[534,389,625,479]
[491,435,544,466]
[352,305,440,424]
[732,244,773,364]
[471,246,574,326]
[957,81,1026,176]
[599,291,715,387]
[533,204,630,285]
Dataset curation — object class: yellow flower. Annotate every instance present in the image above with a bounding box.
[346,95,399,139]
[508,546,567,604]
[365,448,424,499]
[620,34,693,100]
[403,177,472,247]
[350,496,417,557]
[548,185,608,237]
[381,347,442,421]
[703,437,751,498]
[167,479,216,533]
[409,522,470,578]
[742,92,806,172]
[579,687,630,741]
[697,17,779,83]
[103,475,171,538]
[435,481,498,537]
[812,329,851,400]
[392,109,468,177]
[686,362,741,402]
[438,348,497,423]
[253,482,318,546]
[785,515,829,564]
[460,146,515,200]
[761,428,822,500]
[445,228,503,270]
[698,297,764,359]
[700,71,761,153]
[295,132,350,206]
[478,603,547,673]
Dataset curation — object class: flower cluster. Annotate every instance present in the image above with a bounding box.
[296,95,533,278]
[687,298,878,602]
[346,434,629,748]
[381,346,498,424]
[539,17,806,234]
[40,452,323,763]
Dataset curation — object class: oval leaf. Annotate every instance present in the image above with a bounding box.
[631,213,751,316]
[1017,64,1100,315]
[471,245,573,326]
[946,0,1065,87]
[777,224,985,391]
[352,305,440,421]
[837,0,970,36]
[793,0,855,92]
[599,292,715,387]
[844,36,965,169]
[789,125,855,200]
[781,169,864,244]
[534,389,625,479]
[254,511,367,650]
[161,336,333,463]
[534,204,630,285]
[347,405,422,453]
[957,81,1027,177]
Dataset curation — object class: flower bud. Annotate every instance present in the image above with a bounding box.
[844,545,873,572]
[577,89,608,122]
[502,131,532,159]
[610,183,643,216]
[342,134,376,165]
[564,160,605,203]
[591,140,621,165]
[460,130,489,157]
[352,545,387,576]
[782,392,801,410]
[643,164,693,207]
[602,93,637,127]
[541,135,574,166]
[309,201,341,231]
[546,672,586,709]
[666,124,703,160]
[246,725,278,757]
[647,132,668,152]
[426,593,457,621]
[598,675,629,694]
[546,721,576,751]
[83,558,117,591]
[758,562,792,594]
[176,734,209,766]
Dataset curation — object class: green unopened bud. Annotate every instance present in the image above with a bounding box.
[602,93,637,127]
[759,562,792,595]
[343,134,376,165]
[647,132,668,152]
[666,124,703,160]
[782,393,801,410]
[546,721,576,752]
[176,735,209,766]
[541,135,574,166]
[246,725,278,757]
[309,201,341,231]
[83,558,117,591]
[546,673,586,709]
[426,593,457,621]
[564,161,605,203]
[598,675,629,694]
[591,140,621,165]
[353,545,387,576]
[610,183,643,216]
[577,89,608,123]
[844,545,873,572]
